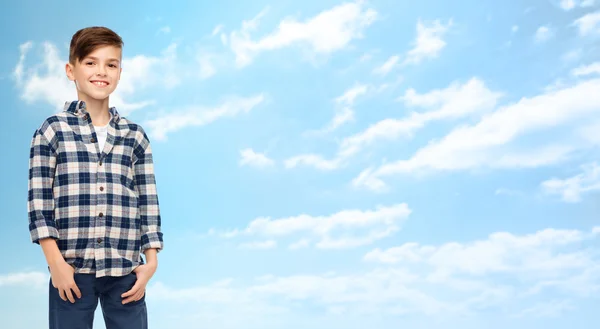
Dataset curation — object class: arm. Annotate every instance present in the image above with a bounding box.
[144,248,158,266]
[28,128,60,246]
[133,132,164,254]
[40,238,65,267]
[28,128,81,302]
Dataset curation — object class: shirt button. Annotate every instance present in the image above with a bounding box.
[91,137,97,143]
[83,114,89,120]
[99,186,104,191]
[98,212,104,217]
[97,238,102,243]
[99,160,103,166]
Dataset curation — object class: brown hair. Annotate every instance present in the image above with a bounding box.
[69,26,124,64]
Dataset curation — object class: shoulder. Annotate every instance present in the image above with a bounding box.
[118,117,152,155]
[119,117,150,141]
[33,112,72,142]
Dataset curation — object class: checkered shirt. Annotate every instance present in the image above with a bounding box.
[28,100,164,277]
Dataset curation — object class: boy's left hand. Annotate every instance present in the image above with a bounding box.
[121,263,157,304]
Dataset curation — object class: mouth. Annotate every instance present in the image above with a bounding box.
[90,80,110,88]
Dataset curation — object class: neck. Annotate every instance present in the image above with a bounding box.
[79,94,111,127]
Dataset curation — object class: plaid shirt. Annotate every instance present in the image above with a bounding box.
[28,100,164,277]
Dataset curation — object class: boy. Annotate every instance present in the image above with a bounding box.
[27,26,164,329]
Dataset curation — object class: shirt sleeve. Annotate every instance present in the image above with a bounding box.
[27,128,59,244]
[133,131,164,253]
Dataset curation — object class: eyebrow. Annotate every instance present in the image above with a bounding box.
[85,56,120,63]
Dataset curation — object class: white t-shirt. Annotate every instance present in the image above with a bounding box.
[94,114,112,153]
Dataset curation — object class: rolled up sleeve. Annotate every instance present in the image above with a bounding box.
[27,129,58,244]
[133,132,164,253]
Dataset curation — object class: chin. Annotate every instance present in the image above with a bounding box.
[81,89,114,101]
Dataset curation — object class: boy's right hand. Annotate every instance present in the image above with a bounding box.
[49,260,81,303]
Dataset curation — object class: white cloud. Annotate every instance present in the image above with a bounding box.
[148,268,450,317]
[541,162,600,202]
[373,55,400,75]
[512,25,519,33]
[324,107,355,132]
[535,25,554,42]
[512,300,575,318]
[118,43,180,94]
[562,49,583,62]
[289,78,501,171]
[495,188,525,197]
[284,154,344,170]
[573,10,600,36]
[353,78,600,191]
[571,61,600,76]
[560,0,596,10]
[560,0,577,10]
[211,203,411,249]
[303,83,369,137]
[145,94,265,141]
[0,271,47,288]
[342,78,501,157]
[403,19,452,65]
[302,107,355,137]
[227,1,377,67]
[13,41,32,84]
[582,0,596,6]
[240,240,277,249]
[14,42,76,111]
[158,26,171,34]
[364,228,593,275]
[150,226,600,319]
[240,148,275,168]
[212,24,224,37]
[12,41,179,115]
[335,84,369,105]
[197,53,217,79]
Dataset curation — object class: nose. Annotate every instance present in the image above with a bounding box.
[97,65,107,76]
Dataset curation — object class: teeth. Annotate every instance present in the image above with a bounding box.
[92,81,108,86]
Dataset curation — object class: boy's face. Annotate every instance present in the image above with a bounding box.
[66,45,122,102]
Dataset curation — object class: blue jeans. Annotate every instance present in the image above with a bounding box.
[49,272,147,329]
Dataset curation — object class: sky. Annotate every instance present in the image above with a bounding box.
[1,0,600,328]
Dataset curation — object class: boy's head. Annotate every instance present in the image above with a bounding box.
[65,26,124,102]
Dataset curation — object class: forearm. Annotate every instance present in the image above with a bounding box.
[39,238,65,266]
[143,248,158,266]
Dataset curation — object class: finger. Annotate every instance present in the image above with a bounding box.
[72,284,82,299]
[59,288,67,302]
[121,282,142,298]
[65,288,76,303]
[122,293,138,304]
[125,289,145,304]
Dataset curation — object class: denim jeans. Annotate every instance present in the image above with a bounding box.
[49,272,147,329]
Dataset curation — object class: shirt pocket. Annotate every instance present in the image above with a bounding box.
[108,145,136,193]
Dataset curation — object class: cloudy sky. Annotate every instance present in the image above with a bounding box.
[1,0,600,328]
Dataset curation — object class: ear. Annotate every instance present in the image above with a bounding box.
[65,62,75,81]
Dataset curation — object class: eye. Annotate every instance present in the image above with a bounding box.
[109,64,117,68]
[85,61,94,66]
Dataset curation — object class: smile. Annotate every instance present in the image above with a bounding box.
[90,81,109,87]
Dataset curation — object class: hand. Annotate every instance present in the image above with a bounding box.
[49,260,81,303]
[121,263,157,304]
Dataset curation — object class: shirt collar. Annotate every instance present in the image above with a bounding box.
[63,100,121,123]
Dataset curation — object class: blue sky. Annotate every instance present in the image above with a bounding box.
[1,0,600,328]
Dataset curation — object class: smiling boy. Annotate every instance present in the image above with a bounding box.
[27,26,164,329]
